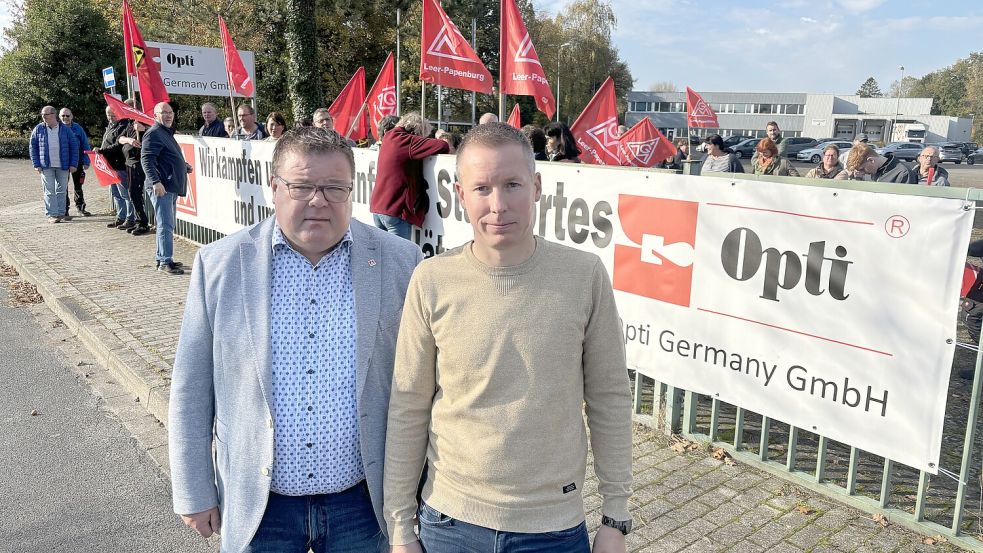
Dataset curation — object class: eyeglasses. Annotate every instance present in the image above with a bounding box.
[918,155,939,160]
[275,176,352,203]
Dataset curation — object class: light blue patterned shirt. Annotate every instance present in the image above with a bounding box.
[269,223,362,495]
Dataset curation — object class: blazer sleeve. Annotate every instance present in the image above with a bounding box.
[168,249,220,515]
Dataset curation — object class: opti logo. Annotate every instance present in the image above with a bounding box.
[514,33,542,66]
[586,117,621,160]
[613,195,699,306]
[427,25,471,62]
[621,137,662,166]
[177,143,198,217]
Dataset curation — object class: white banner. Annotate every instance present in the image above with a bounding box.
[175,135,972,473]
[138,41,256,98]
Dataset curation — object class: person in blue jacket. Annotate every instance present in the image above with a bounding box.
[59,108,92,217]
[141,102,191,275]
[30,105,80,223]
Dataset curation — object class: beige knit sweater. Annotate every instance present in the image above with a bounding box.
[383,237,633,545]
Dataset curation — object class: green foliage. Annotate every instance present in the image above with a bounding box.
[0,137,30,158]
[907,52,983,143]
[0,0,121,133]
[856,77,883,98]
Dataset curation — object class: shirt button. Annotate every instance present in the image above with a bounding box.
[262,467,271,476]
[310,299,317,305]
[308,332,315,338]
[307,369,314,375]
[306,442,313,448]
[308,473,314,479]
[307,405,313,412]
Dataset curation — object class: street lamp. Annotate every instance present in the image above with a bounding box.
[556,42,571,122]
[894,65,904,143]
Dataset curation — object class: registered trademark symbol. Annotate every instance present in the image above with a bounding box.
[885,215,909,238]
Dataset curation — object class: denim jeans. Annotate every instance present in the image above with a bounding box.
[150,191,177,264]
[417,502,590,553]
[372,213,413,240]
[243,482,387,553]
[39,168,70,217]
[110,170,134,222]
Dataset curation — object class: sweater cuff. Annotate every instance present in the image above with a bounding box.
[388,519,418,546]
[601,495,631,522]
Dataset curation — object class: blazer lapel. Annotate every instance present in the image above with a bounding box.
[350,221,381,400]
[240,219,275,409]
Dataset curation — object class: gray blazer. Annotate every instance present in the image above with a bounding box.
[168,217,422,553]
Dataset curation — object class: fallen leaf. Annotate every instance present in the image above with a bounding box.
[670,442,687,454]
[923,534,948,545]
[794,505,814,515]
[872,513,888,527]
[724,456,736,466]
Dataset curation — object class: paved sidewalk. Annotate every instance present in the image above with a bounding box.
[0,159,971,552]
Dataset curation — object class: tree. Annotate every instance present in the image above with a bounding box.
[856,77,883,98]
[887,75,919,99]
[284,0,323,122]
[648,81,676,92]
[0,0,120,133]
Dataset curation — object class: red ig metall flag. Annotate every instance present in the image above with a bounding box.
[507,103,522,129]
[367,53,397,140]
[122,0,169,110]
[570,76,620,165]
[420,0,493,94]
[85,151,122,187]
[219,16,254,97]
[618,118,676,168]
[329,67,368,140]
[103,93,155,126]
[500,0,555,119]
[685,86,718,128]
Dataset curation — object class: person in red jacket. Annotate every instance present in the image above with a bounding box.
[370,113,449,239]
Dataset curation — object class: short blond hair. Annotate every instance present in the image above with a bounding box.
[847,143,874,172]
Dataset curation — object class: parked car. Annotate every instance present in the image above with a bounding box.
[969,148,983,165]
[722,135,756,149]
[935,143,966,164]
[796,141,854,163]
[875,142,924,161]
[732,138,761,159]
[782,137,819,157]
[960,142,979,164]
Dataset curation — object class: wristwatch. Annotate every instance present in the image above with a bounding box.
[601,515,633,535]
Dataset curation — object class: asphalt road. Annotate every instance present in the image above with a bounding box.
[0,278,215,553]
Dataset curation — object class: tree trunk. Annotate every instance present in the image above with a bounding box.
[284,0,323,123]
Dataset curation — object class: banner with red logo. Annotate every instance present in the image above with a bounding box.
[122,0,169,111]
[507,103,521,129]
[103,93,155,126]
[175,133,971,474]
[618,118,675,168]
[329,67,368,140]
[218,16,255,98]
[367,53,398,140]
[500,0,555,119]
[570,76,620,165]
[85,151,121,187]
[420,0,493,94]
[686,86,718,128]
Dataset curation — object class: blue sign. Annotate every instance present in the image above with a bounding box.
[102,66,116,88]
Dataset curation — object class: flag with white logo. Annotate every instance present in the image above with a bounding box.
[570,76,620,165]
[686,86,718,128]
[500,0,555,118]
[85,151,122,187]
[367,53,397,140]
[420,0,493,94]
[618,118,676,168]
[328,67,368,140]
[122,0,169,110]
[219,16,255,98]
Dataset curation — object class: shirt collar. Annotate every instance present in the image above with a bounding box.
[272,221,353,256]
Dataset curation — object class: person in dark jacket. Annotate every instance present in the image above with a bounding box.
[198,102,227,137]
[543,122,581,162]
[141,102,191,275]
[119,119,151,235]
[93,104,135,228]
[520,125,548,161]
[58,108,92,217]
[30,105,80,222]
[835,143,917,183]
[369,112,449,240]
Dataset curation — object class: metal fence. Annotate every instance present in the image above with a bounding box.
[631,172,983,551]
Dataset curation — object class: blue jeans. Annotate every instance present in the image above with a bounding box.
[150,191,177,264]
[372,213,413,240]
[418,502,590,553]
[244,482,387,553]
[39,168,69,217]
[110,170,134,222]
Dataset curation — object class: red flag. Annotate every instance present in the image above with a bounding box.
[420,0,493,94]
[685,86,718,128]
[507,103,521,128]
[104,93,155,126]
[500,0,555,119]
[85,151,122,187]
[329,67,368,140]
[122,0,169,110]
[617,118,676,168]
[219,16,254,98]
[367,53,398,140]
[570,76,620,165]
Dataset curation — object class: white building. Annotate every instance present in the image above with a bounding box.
[625,91,973,144]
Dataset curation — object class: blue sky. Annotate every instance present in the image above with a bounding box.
[2,0,980,96]
[535,0,983,95]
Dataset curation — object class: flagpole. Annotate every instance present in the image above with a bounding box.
[396,8,402,115]
[345,102,370,139]
[421,83,426,122]
[471,17,477,127]
[437,85,443,130]
[497,0,504,121]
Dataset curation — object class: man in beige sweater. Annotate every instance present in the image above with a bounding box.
[384,122,633,553]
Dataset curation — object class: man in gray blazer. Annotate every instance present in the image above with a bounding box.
[168,127,423,553]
